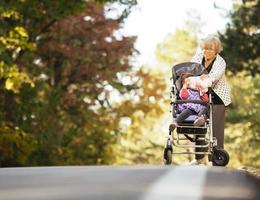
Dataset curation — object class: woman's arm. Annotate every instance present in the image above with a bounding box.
[201,93,209,103]
[208,57,226,83]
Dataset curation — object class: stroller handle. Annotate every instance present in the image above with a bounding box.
[174,99,208,106]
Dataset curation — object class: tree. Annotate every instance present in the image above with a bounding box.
[0,0,138,166]
[24,1,138,165]
[115,68,167,164]
[225,72,260,168]
[218,0,260,168]
[219,0,260,76]
[0,0,87,167]
[155,28,198,66]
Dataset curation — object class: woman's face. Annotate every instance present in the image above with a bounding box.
[202,44,217,61]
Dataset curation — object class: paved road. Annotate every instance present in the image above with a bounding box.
[0,165,259,200]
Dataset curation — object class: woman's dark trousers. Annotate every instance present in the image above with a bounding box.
[195,104,225,160]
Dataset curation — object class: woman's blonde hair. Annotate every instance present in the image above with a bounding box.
[200,35,223,53]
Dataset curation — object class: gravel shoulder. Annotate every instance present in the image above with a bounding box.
[238,167,260,179]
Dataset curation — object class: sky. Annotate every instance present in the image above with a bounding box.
[121,0,234,65]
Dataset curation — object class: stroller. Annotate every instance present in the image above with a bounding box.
[163,62,229,166]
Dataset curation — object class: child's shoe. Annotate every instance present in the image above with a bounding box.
[193,116,205,126]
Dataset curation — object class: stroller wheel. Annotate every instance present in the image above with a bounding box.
[163,148,172,165]
[212,148,229,166]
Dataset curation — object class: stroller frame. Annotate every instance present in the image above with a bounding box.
[163,62,229,166]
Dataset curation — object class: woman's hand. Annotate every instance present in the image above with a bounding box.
[200,74,208,80]
[201,93,209,103]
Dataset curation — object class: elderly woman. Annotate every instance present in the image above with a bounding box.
[190,35,232,165]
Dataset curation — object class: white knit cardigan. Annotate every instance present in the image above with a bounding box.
[191,52,232,106]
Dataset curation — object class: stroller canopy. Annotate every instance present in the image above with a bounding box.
[172,62,208,90]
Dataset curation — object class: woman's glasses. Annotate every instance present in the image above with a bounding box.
[203,48,216,52]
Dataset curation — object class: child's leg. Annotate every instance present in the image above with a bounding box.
[193,107,208,126]
[197,107,208,118]
[170,109,194,131]
[176,109,194,124]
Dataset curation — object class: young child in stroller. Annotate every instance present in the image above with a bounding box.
[170,72,212,131]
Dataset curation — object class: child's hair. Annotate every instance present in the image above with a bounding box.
[180,72,193,86]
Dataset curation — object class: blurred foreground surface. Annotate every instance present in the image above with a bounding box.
[0,165,259,200]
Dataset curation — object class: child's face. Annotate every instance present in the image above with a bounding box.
[184,77,190,84]
[181,77,190,89]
